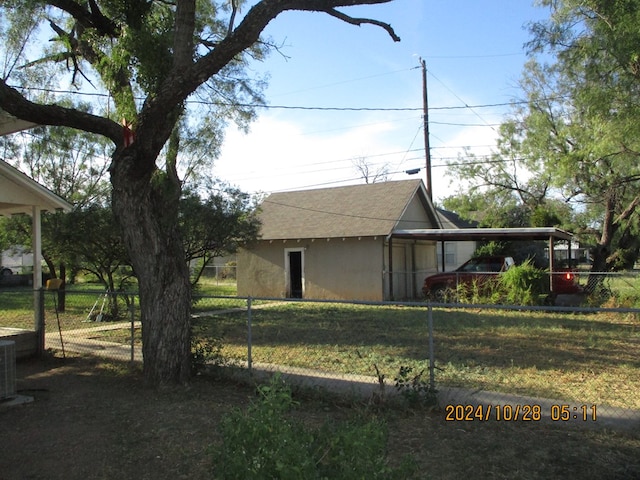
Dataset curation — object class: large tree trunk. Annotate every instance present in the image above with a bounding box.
[585,194,616,295]
[111,150,192,386]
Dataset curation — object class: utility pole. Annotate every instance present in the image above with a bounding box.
[421,58,432,200]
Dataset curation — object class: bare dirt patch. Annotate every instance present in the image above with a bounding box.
[1,353,639,480]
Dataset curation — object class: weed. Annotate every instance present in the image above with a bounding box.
[191,323,224,374]
[394,365,438,408]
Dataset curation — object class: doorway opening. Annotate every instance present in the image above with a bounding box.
[285,249,304,298]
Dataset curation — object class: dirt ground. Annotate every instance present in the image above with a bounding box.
[1,354,640,480]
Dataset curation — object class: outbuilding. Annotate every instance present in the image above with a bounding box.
[237,179,442,301]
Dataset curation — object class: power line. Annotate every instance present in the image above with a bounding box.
[14,85,528,112]
[262,195,434,224]
[426,69,498,133]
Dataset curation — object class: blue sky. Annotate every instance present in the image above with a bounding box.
[213,1,551,202]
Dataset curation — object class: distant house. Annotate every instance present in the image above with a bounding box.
[237,179,442,301]
[435,208,478,271]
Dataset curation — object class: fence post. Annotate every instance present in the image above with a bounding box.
[129,295,135,363]
[35,288,45,356]
[247,296,253,373]
[427,304,435,391]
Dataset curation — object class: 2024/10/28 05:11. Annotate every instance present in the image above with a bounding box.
[551,404,597,421]
[445,404,597,422]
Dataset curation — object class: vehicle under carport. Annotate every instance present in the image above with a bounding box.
[387,227,576,300]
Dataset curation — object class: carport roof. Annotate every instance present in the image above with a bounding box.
[391,227,573,242]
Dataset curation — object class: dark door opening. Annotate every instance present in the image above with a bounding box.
[288,251,303,298]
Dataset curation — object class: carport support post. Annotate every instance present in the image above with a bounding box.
[427,305,435,391]
[548,236,555,294]
[247,296,253,373]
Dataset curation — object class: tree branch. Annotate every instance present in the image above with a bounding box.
[139,0,397,151]
[0,80,123,145]
[228,0,239,37]
[614,193,640,226]
[49,0,119,37]
[324,7,400,41]
[173,0,196,69]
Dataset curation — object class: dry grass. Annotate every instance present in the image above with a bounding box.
[1,354,639,480]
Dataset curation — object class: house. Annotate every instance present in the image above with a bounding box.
[435,208,478,271]
[0,158,72,358]
[237,179,442,301]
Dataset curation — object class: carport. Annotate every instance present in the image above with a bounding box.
[0,109,72,355]
[388,227,574,299]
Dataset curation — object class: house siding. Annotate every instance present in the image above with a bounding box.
[238,237,385,301]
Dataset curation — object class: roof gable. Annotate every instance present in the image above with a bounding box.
[258,179,439,240]
[0,160,72,215]
[436,208,478,229]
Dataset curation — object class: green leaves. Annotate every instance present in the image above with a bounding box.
[445,0,640,270]
[214,375,416,479]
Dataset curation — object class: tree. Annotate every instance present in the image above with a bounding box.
[526,0,640,277]
[352,156,390,184]
[0,0,399,385]
[181,183,261,285]
[445,0,640,286]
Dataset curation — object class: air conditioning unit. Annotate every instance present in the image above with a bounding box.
[0,340,17,400]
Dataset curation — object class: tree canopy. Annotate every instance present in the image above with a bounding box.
[0,0,399,385]
[443,0,640,275]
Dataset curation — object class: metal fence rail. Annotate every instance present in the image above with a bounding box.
[191,295,640,428]
[2,286,639,428]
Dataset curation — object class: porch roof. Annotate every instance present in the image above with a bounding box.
[0,159,72,216]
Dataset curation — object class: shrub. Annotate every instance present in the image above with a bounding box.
[213,375,416,479]
[190,323,224,374]
[498,260,546,305]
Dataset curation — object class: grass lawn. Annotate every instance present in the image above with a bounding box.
[195,302,640,411]
[3,285,639,412]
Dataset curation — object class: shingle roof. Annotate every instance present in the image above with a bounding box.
[436,208,478,229]
[258,179,433,240]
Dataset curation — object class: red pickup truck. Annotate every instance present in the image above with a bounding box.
[422,255,581,300]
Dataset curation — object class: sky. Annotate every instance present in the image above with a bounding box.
[212,0,552,203]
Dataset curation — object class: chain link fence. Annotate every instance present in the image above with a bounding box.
[2,276,640,429]
[190,296,640,429]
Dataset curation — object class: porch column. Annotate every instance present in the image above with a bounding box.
[32,205,43,290]
[32,205,43,330]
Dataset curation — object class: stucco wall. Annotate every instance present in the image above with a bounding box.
[396,194,435,229]
[238,237,386,300]
[238,237,437,301]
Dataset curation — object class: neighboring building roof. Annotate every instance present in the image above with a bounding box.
[436,208,478,229]
[257,179,440,240]
[0,159,73,215]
